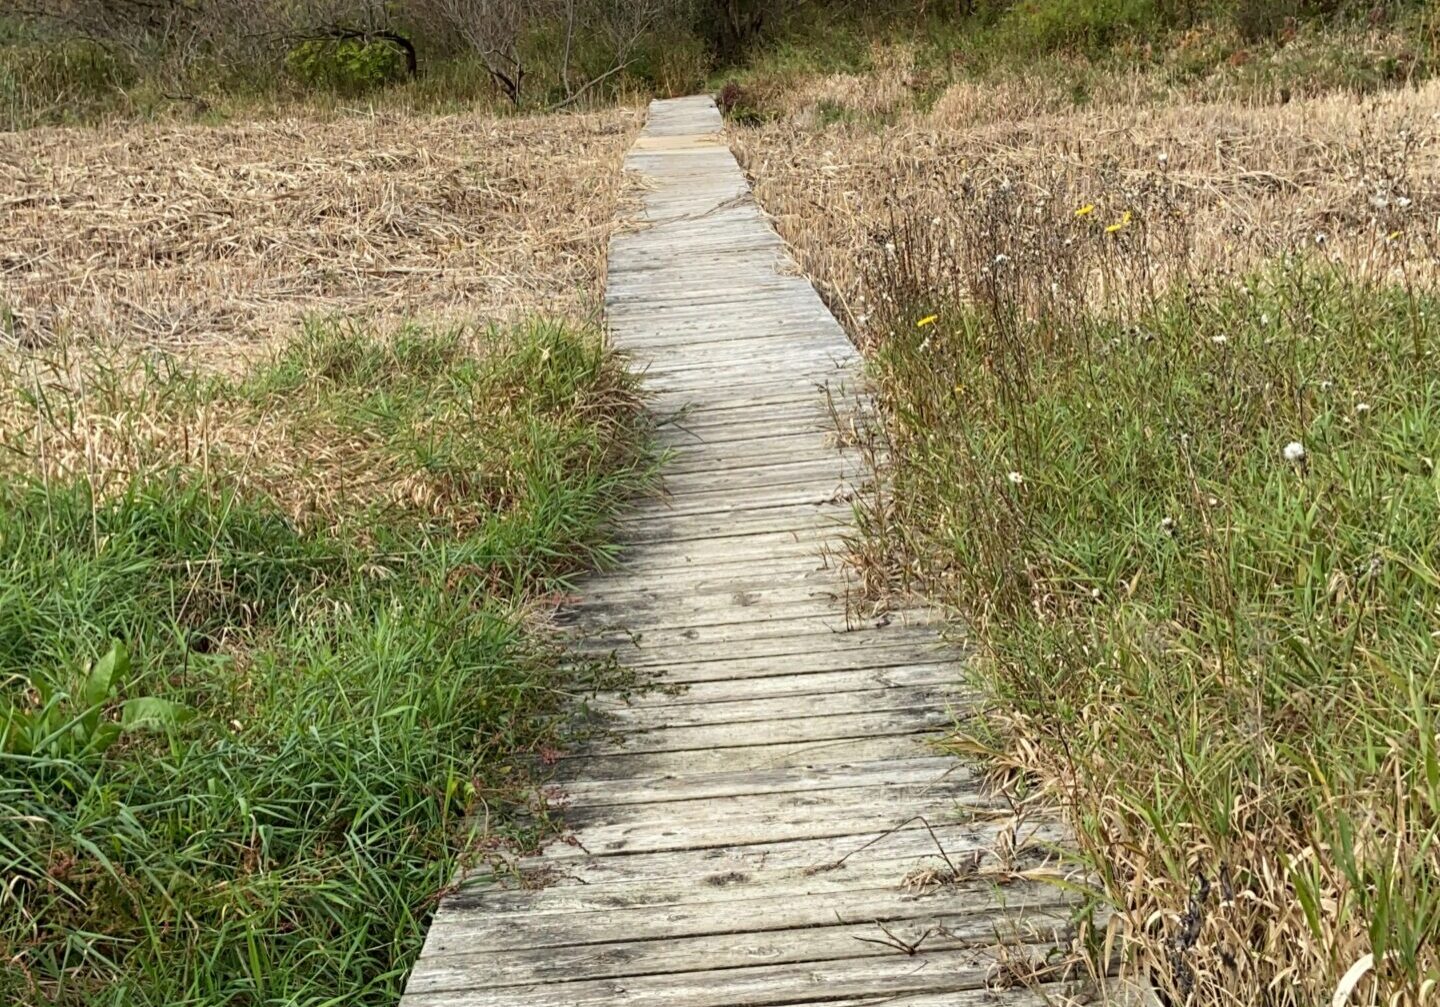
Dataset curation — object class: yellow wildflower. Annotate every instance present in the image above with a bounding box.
[1105,210,1133,234]
[1388,230,1403,241]
[917,315,938,328]
[1075,204,1095,217]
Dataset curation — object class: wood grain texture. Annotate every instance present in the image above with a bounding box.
[401,94,1094,1007]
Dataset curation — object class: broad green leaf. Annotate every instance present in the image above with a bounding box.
[1,706,35,756]
[121,697,196,732]
[83,641,130,708]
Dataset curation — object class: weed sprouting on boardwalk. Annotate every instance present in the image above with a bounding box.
[0,320,650,1005]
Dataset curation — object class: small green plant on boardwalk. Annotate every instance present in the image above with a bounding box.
[0,319,649,1005]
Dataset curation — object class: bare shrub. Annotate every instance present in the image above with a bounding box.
[415,0,531,103]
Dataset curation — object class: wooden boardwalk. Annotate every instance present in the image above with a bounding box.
[402,96,1090,1007]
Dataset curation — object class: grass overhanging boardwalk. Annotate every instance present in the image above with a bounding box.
[402,95,1089,1007]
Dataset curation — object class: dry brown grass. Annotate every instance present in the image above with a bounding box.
[736,77,1440,344]
[0,102,644,539]
[0,105,642,367]
[0,321,644,541]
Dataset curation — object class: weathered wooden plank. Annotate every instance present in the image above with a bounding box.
[717,990,1092,1007]
[630,344,852,375]
[602,528,831,562]
[552,802,999,864]
[513,816,1068,888]
[641,363,857,391]
[606,277,804,304]
[655,421,842,449]
[642,346,860,371]
[601,636,950,685]
[592,557,845,590]
[597,684,969,730]
[662,443,864,476]
[611,504,854,539]
[654,455,863,486]
[591,625,952,672]
[557,754,965,804]
[564,594,861,636]
[592,662,957,707]
[586,708,953,757]
[642,377,863,405]
[611,499,855,537]
[601,544,839,580]
[576,617,931,658]
[420,879,1064,953]
[579,562,842,602]
[456,840,1049,921]
[402,93,1077,1007]
[572,569,847,607]
[649,404,866,437]
[566,732,945,780]
[408,912,1073,990]
[611,301,838,329]
[640,468,866,502]
[651,392,862,422]
[615,497,859,531]
[402,941,1062,1006]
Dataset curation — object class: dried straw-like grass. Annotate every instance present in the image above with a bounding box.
[0,106,642,365]
[736,78,1440,339]
[0,103,644,536]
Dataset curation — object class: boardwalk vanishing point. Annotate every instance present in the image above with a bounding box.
[401,96,1103,1007]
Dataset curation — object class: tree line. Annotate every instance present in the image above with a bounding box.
[7,0,1411,110]
[5,0,831,106]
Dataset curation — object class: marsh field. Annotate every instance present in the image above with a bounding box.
[3,1,1440,1004]
[2,95,653,1005]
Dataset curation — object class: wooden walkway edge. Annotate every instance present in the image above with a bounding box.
[401,95,1098,1007]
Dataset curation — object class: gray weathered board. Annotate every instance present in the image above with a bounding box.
[401,96,1098,1006]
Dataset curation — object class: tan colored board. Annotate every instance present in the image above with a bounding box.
[401,94,1094,1007]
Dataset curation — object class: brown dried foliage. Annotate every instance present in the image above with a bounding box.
[735,77,1440,345]
[0,106,642,366]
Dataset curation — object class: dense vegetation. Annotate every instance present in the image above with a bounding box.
[868,258,1440,1002]
[0,322,650,1004]
[731,5,1440,991]
[2,0,1435,127]
[6,0,1439,1002]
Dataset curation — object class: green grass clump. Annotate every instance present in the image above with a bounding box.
[0,319,649,1005]
[865,262,1440,1000]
